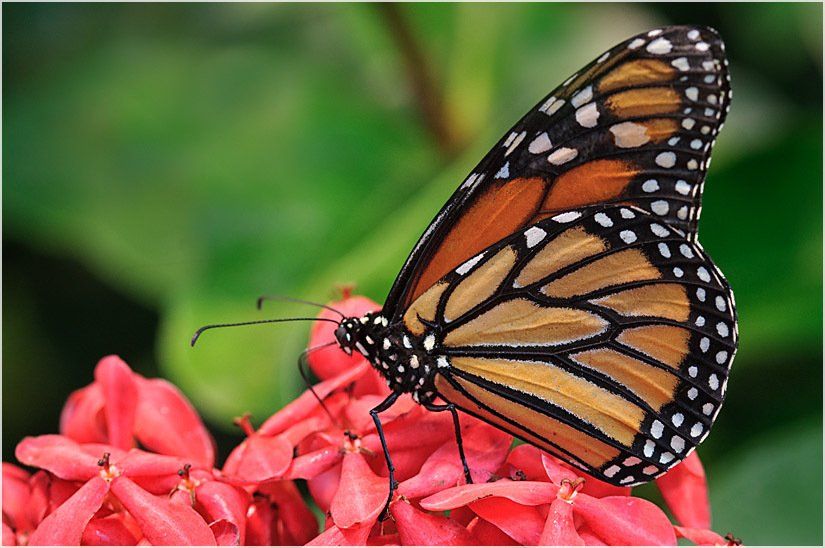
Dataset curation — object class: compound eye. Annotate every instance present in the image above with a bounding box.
[334,324,349,347]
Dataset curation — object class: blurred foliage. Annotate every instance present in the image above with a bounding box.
[4,3,822,544]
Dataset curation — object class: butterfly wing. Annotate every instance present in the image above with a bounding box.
[409,205,737,485]
[384,25,731,320]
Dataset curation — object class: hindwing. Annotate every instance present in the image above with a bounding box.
[403,205,737,485]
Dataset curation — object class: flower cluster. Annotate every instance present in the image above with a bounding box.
[3,295,739,546]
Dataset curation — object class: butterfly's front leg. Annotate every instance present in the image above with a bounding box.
[369,390,401,520]
[423,401,473,486]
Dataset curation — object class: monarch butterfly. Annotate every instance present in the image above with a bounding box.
[197,25,737,502]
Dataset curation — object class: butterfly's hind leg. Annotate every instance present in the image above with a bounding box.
[424,402,473,485]
[369,390,401,520]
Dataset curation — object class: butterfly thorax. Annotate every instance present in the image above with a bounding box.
[334,311,440,404]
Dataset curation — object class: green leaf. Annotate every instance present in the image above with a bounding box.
[709,420,823,545]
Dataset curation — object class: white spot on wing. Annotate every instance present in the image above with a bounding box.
[620,230,637,244]
[610,121,649,148]
[540,97,565,116]
[642,179,659,192]
[646,37,672,54]
[675,180,691,195]
[651,420,664,439]
[655,152,676,168]
[548,147,578,165]
[456,252,485,275]
[552,211,582,223]
[594,213,613,227]
[651,200,669,215]
[571,85,593,108]
[575,102,599,128]
[528,132,552,154]
[505,131,526,156]
[627,38,645,49]
[671,57,690,71]
[524,226,547,248]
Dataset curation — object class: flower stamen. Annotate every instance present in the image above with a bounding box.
[234,413,256,437]
[97,452,120,481]
[558,477,585,503]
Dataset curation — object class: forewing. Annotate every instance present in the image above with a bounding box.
[384,25,730,319]
[407,205,737,486]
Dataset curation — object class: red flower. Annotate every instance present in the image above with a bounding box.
[2,463,64,546]
[307,293,381,381]
[3,293,740,546]
[655,451,711,529]
[60,355,215,468]
[15,436,216,545]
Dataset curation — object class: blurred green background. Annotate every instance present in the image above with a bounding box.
[4,3,822,544]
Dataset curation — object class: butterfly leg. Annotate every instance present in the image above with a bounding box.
[424,402,473,485]
[370,390,400,519]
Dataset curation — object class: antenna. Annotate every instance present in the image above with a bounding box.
[256,294,345,318]
[190,317,340,347]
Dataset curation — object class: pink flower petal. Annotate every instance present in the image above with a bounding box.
[40,475,79,517]
[366,532,399,546]
[420,480,557,510]
[674,525,728,546]
[308,462,342,514]
[244,499,276,545]
[118,449,193,477]
[391,498,477,545]
[540,453,580,485]
[361,407,455,457]
[577,524,608,546]
[656,451,711,529]
[504,444,552,480]
[81,514,141,546]
[469,497,545,545]
[95,356,139,451]
[26,472,53,532]
[110,476,216,546]
[28,476,109,546]
[195,481,250,546]
[286,446,343,480]
[209,519,240,546]
[466,518,519,546]
[15,436,99,481]
[306,524,372,546]
[329,452,388,529]
[540,498,585,546]
[281,416,328,447]
[3,463,29,483]
[222,435,293,483]
[2,464,30,531]
[60,385,107,444]
[307,295,380,380]
[259,481,319,545]
[574,494,678,545]
[258,361,371,436]
[399,421,511,499]
[344,394,416,434]
[133,377,215,468]
[2,522,16,546]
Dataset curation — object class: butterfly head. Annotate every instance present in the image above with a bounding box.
[333,318,356,355]
[333,312,388,357]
